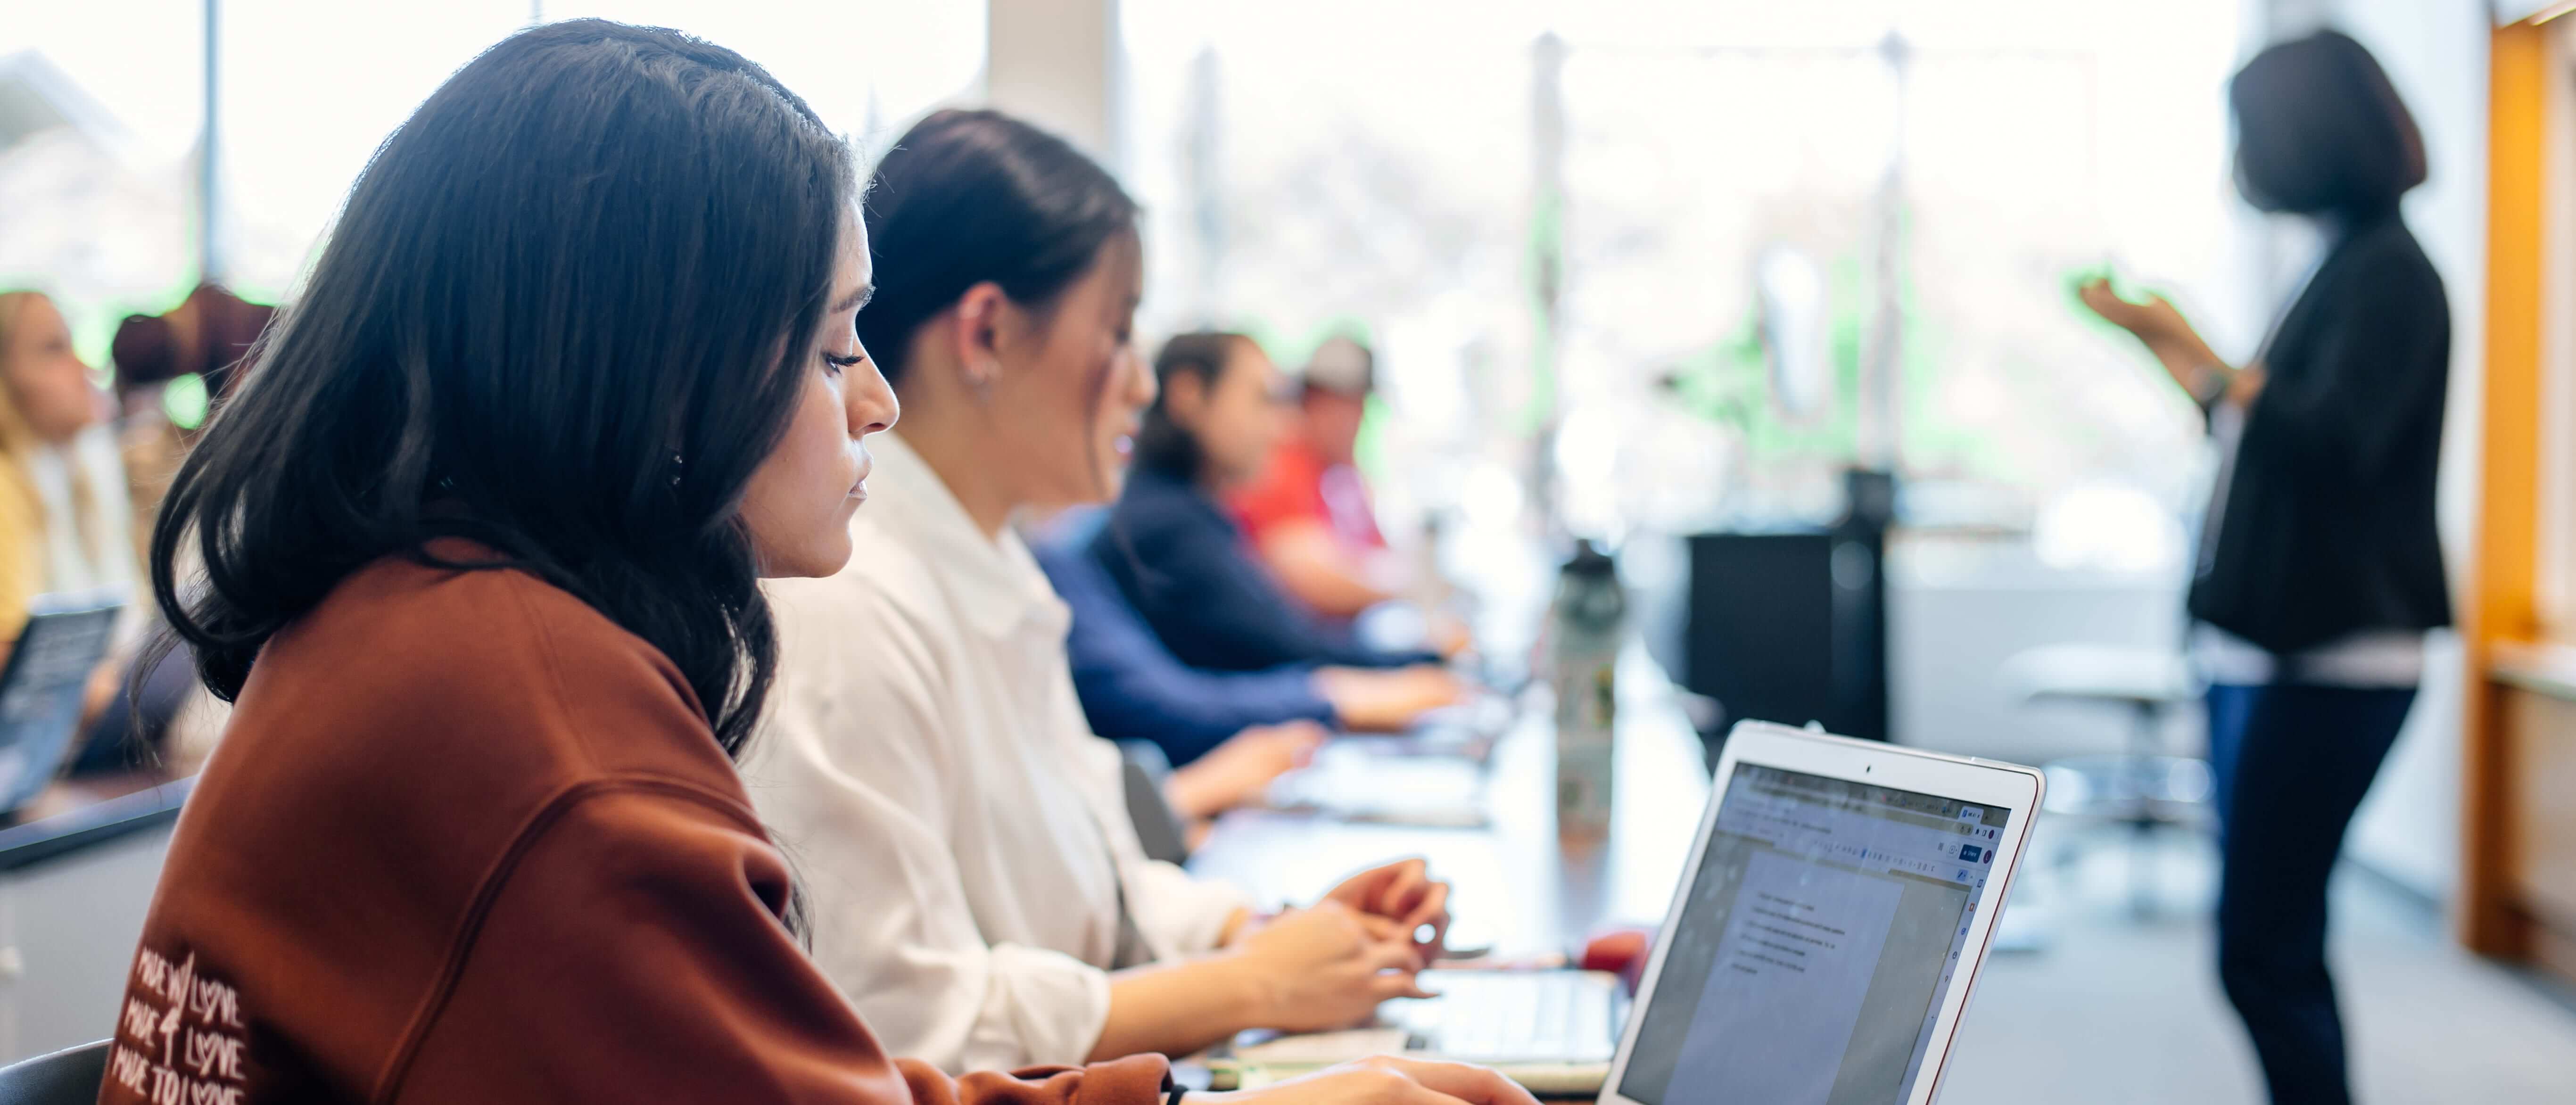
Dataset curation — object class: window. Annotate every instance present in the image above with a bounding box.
[218,2,988,300]
[1122,0,1539,536]
[0,0,205,359]
[1121,0,2252,563]
[214,1,529,299]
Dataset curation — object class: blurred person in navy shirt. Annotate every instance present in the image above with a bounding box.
[1097,332,1457,678]
[1034,506,1461,782]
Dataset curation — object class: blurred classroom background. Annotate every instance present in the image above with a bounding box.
[5,1,2576,1101]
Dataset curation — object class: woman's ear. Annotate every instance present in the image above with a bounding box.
[1162,370,1208,430]
[950,282,1008,388]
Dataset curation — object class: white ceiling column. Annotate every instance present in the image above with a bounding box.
[985,0,1123,171]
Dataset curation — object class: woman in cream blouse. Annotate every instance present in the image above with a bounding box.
[748,109,1454,1074]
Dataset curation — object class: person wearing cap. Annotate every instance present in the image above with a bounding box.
[1228,335,1409,618]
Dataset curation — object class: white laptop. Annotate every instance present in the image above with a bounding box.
[1599,721,2041,1105]
[1209,721,2041,1102]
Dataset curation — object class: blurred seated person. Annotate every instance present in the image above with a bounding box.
[1032,508,1461,808]
[1099,332,1453,675]
[109,283,274,568]
[1231,336,1405,617]
[66,287,274,775]
[752,111,1459,1075]
[1,291,137,637]
[0,291,142,739]
[16,288,274,776]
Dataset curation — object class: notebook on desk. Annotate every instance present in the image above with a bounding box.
[0,591,125,816]
[1210,722,2043,1103]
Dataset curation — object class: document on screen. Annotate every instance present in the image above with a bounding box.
[1661,848,1902,1104]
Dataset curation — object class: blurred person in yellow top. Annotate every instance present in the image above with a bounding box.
[0,290,139,656]
[0,289,157,773]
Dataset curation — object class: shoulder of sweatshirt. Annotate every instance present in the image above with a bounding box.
[202,550,758,851]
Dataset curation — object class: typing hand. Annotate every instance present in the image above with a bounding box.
[1200,1056,1540,1105]
[1316,666,1464,732]
[1164,722,1329,820]
[1226,902,1432,1033]
[1323,858,1452,955]
[1428,612,1476,660]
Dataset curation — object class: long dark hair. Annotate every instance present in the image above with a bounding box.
[150,20,856,758]
[858,109,1138,387]
[2230,30,2425,218]
[1132,331,1248,482]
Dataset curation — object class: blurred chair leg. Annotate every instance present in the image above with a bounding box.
[2129,699,2158,920]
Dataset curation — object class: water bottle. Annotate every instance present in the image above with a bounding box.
[1548,540,1626,839]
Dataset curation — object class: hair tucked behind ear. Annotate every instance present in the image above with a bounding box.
[1132,331,1248,483]
[857,109,1138,389]
[148,20,856,760]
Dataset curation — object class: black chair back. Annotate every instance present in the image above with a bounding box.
[0,1040,109,1105]
[1116,741,1191,865]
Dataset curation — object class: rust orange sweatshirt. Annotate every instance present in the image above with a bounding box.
[98,551,1170,1105]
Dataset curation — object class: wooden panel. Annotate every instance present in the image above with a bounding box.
[2534,917,2576,991]
[2503,689,2576,946]
[2465,20,2556,956]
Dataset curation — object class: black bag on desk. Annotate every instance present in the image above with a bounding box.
[0,592,124,815]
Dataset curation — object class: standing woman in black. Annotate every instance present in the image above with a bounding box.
[2082,31,2450,1105]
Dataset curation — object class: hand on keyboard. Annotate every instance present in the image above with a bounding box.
[1227,902,1435,1033]
[1323,858,1453,955]
[1385,971,1622,1064]
[1199,1055,1540,1105]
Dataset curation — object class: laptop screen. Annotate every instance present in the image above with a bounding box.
[0,597,124,813]
[1616,762,2011,1105]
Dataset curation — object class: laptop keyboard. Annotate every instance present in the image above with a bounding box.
[1384,970,1623,1063]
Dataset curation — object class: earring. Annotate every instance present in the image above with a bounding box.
[669,452,685,488]
[971,360,998,404]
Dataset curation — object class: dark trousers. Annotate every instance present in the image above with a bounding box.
[2205,682,2415,1105]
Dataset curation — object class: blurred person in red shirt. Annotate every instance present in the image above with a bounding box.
[1229,335,1405,618]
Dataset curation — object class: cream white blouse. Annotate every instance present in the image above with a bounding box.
[745,432,1247,1072]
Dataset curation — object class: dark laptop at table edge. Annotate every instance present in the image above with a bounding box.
[0,590,127,817]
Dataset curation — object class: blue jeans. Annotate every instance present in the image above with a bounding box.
[2204,683,2416,1105]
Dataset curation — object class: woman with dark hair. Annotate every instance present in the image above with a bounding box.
[2081,30,2449,1105]
[95,24,1521,1105]
[749,109,1472,1075]
[1098,332,1445,674]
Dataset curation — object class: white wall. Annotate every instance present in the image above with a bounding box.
[1886,546,2192,767]
[2262,0,2492,900]
[985,0,1123,168]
